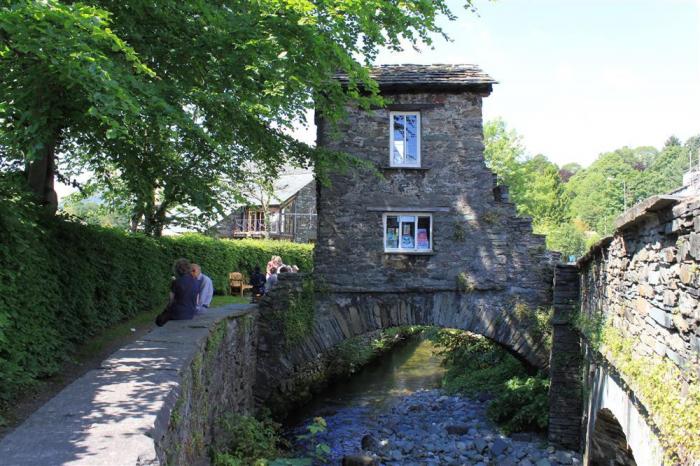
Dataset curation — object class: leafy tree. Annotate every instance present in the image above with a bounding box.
[0,0,156,211]
[59,193,130,229]
[3,0,471,235]
[483,120,567,229]
[558,163,582,182]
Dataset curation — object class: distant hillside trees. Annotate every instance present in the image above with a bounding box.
[483,119,699,258]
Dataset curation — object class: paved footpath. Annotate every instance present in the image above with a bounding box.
[0,305,256,466]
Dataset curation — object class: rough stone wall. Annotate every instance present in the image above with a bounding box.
[579,197,700,375]
[255,273,554,410]
[315,93,552,296]
[548,265,583,450]
[157,311,258,465]
[315,91,556,300]
[213,207,243,238]
[288,180,317,243]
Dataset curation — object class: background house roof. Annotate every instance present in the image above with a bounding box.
[336,64,496,91]
[241,170,314,207]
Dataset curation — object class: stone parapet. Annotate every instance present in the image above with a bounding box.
[0,305,258,466]
[578,195,700,376]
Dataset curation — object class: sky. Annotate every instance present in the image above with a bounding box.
[57,0,700,199]
[297,0,700,168]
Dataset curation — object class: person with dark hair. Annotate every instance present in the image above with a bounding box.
[250,265,266,302]
[156,258,199,325]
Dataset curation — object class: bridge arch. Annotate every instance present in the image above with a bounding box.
[589,408,637,466]
[583,361,664,466]
[254,273,552,409]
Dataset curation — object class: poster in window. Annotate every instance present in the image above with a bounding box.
[417,228,429,249]
[386,228,399,248]
[401,234,414,249]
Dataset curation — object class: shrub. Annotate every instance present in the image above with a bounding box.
[487,375,550,434]
[0,180,313,413]
[428,328,550,433]
[212,414,281,465]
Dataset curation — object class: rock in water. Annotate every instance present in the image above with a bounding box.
[445,423,470,435]
[361,433,380,451]
[491,438,509,456]
[342,455,377,466]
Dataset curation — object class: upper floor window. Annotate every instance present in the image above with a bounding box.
[384,213,432,252]
[390,112,420,167]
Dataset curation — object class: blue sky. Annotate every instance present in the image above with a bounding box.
[370,0,700,167]
[57,0,700,200]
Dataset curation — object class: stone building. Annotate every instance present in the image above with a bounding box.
[315,64,558,298]
[215,170,317,243]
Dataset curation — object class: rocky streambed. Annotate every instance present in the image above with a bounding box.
[290,388,582,466]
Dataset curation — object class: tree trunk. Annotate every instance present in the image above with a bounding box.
[26,134,60,213]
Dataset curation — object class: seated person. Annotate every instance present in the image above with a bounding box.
[250,265,266,297]
[265,267,278,293]
[191,263,213,313]
[169,258,199,320]
[266,255,284,278]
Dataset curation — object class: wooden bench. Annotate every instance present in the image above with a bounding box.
[229,272,253,297]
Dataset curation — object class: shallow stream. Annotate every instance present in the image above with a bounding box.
[285,336,581,465]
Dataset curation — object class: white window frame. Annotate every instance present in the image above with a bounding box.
[383,213,433,253]
[389,111,421,168]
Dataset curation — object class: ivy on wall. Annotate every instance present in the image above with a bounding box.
[577,314,700,464]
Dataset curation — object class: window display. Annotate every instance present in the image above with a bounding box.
[384,213,432,252]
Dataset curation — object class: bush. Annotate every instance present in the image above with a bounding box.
[212,414,281,465]
[428,329,550,433]
[0,181,313,413]
[487,375,550,434]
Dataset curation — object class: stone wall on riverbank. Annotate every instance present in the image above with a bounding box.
[576,195,700,464]
[157,310,259,465]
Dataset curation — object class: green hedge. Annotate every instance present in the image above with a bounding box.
[0,183,313,410]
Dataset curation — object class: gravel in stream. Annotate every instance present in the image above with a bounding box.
[291,389,582,466]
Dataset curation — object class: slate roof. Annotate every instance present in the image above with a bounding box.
[336,64,496,91]
[241,171,314,207]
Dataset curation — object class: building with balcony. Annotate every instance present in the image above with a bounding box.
[214,170,317,243]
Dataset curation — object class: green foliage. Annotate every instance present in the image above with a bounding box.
[0,0,154,163]
[483,118,699,259]
[330,326,423,375]
[211,415,331,466]
[294,417,331,464]
[0,184,312,413]
[163,234,313,294]
[487,375,550,434]
[213,414,281,466]
[59,193,131,230]
[428,329,550,433]
[282,276,316,346]
[513,302,553,352]
[4,0,474,229]
[586,321,700,463]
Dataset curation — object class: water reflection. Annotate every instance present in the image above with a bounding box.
[288,337,445,421]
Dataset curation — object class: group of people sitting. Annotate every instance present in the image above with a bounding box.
[157,255,300,325]
[249,255,299,300]
[156,258,213,325]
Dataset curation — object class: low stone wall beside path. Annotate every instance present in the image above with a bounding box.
[0,304,258,466]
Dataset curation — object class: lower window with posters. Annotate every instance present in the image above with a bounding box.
[384,213,432,253]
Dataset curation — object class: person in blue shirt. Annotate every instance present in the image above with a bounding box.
[191,263,214,313]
